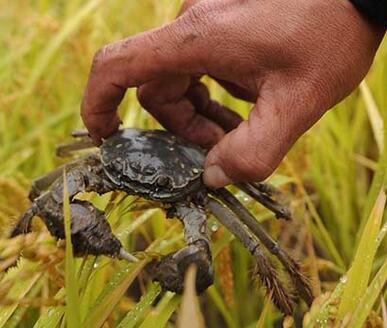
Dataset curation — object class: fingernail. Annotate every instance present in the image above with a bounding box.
[203,165,232,188]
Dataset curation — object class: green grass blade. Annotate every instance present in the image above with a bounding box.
[16,0,102,102]
[116,282,162,328]
[116,208,158,241]
[0,260,41,327]
[376,220,387,249]
[350,259,387,328]
[360,81,384,154]
[356,154,386,246]
[33,289,66,328]
[0,110,72,167]
[4,0,104,155]
[338,189,386,318]
[4,280,43,328]
[83,262,146,328]
[303,276,347,328]
[255,295,272,328]
[285,159,346,268]
[83,223,182,327]
[206,286,238,328]
[33,307,65,328]
[382,299,387,328]
[63,171,81,327]
[138,293,181,328]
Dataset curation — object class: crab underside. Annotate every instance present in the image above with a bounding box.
[11,128,313,315]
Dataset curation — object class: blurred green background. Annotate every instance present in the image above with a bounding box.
[0,1,386,327]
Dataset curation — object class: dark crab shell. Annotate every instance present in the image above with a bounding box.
[100,128,206,202]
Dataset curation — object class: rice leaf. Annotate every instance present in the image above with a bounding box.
[83,223,181,328]
[0,110,72,164]
[33,307,65,328]
[356,154,386,246]
[116,282,162,328]
[63,171,81,327]
[4,0,104,156]
[82,261,146,328]
[360,81,384,154]
[255,292,272,328]
[303,276,348,328]
[206,287,238,328]
[33,289,66,328]
[16,0,103,104]
[138,293,181,328]
[382,296,387,326]
[338,189,386,318]
[5,280,43,328]
[0,260,41,327]
[350,259,387,328]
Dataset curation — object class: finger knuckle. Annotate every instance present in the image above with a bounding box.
[183,2,208,25]
[91,45,109,73]
[136,86,154,109]
[181,0,201,12]
[177,1,216,37]
[91,42,122,73]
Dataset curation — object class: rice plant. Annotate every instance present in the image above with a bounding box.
[0,1,385,327]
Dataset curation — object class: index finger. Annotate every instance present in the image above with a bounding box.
[81,13,209,142]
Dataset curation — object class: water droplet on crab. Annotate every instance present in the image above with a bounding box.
[211,223,219,232]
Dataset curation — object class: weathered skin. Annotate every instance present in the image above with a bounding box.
[11,128,312,314]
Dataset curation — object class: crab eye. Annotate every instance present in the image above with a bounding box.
[156,175,171,188]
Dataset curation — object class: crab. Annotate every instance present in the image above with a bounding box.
[11,128,313,314]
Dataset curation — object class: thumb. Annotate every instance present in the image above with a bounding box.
[81,2,212,142]
[203,87,325,188]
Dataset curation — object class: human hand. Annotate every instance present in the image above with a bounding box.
[81,0,385,188]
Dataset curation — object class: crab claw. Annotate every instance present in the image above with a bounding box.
[118,248,139,263]
[150,244,213,294]
[65,201,127,260]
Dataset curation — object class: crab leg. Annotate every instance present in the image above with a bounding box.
[175,204,210,251]
[175,203,213,289]
[250,182,281,197]
[207,197,294,314]
[28,166,67,200]
[10,203,41,236]
[54,129,95,157]
[28,156,93,200]
[212,188,313,306]
[237,183,292,220]
[11,160,138,262]
[56,139,95,157]
[152,204,213,294]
